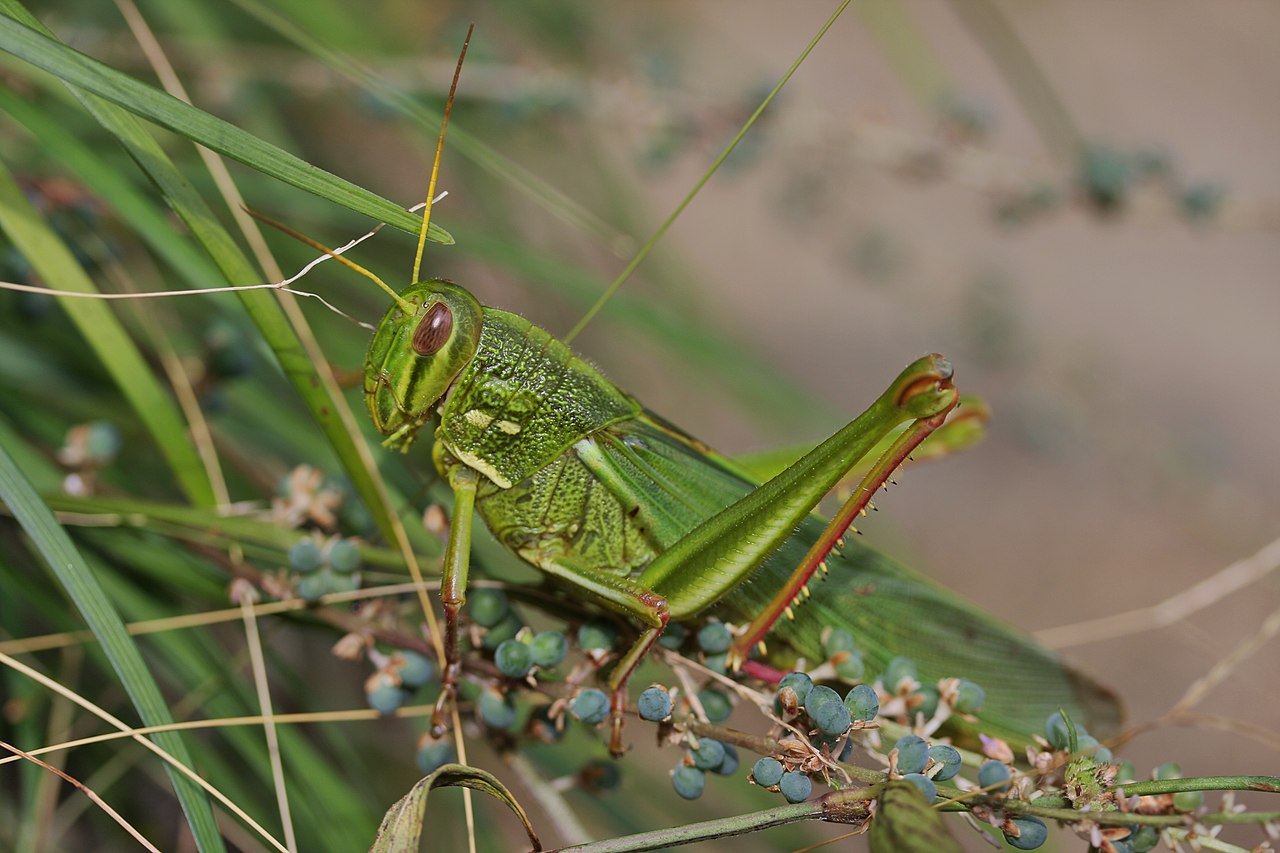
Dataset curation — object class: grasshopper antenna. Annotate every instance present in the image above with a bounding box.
[246,209,415,315]
[411,23,473,285]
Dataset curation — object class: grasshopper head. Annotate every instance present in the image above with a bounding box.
[364,280,483,450]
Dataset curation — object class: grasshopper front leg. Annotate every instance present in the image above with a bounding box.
[537,555,669,757]
[432,465,479,737]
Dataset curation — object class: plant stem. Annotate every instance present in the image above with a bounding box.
[548,789,875,853]
[1114,776,1280,796]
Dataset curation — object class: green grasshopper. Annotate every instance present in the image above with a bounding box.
[343,29,1121,757]
[363,282,1119,754]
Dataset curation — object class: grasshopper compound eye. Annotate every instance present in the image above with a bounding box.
[413,302,453,355]
[364,281,483,446]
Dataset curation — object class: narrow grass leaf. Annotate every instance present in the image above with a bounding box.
[0,439,225,852]
[0,159,217,507]
[0,85,225,292]
[0,11,451,244]
[0,0,422,551]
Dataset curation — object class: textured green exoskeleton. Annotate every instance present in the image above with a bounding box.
[365,280,1120,752]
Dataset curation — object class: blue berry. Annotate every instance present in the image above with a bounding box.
[698,688,732,723]
[494,639,533,678]
[468,589,510,628]
[672,765,705,800]
[802,685,841,717]
[953,679,985,714]
[394,651,436,688]
[703,652,729,675]
[777,672,814,703]
[578,760,622,794]
[1155,762,1182,780]
[366,673,408,715]
[1180,182,1224,223]
[1074,734,1111,763]
[1004,815,1048,850]
[752,757,785,788]
[690,739,726,770]
[1045,710,1085,751]
[529,631,568,668]
[571,688,610,725]
[478,689,518,730]
[844,684,879,721]
[657,622,688,650]
[289,538,323,573]
[296,571,329,602]
[778,770,813,803]
[894,735,929,775]
[637,686,672,722]
[1129,826,1159,852]
[697,621,732,654]
[882,656,918,689]
[577,620,617,652]
[415,739,455,775]
[914,684,940,720]
[834,651,864,682]
[84,421,122,461]
[481,613,523,649]
[1079,144,1134,211]
[1173,790,1203,812]
[978,760,1011,793]
[823,628,858,657]
[327,538,361,574]
[327,571,360,594]
[901,773,936,802]
[812,696,852,735]
[927,744,962,782]
[715,744,739,776]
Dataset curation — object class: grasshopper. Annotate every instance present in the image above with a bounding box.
[350,29,1119,757]
[364,284,1119,754]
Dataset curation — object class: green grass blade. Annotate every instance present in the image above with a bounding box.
[0,159,218,507]
[228,0,621,246]
[0,440,225,852]
[0,11,451,244]
[851,1,950,109]
[0,0,421,550]
[0,85,225,293]
[563,0,855,342]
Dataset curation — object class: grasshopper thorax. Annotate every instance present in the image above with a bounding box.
[364,279,483,450]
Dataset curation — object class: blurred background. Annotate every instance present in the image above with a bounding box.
[2,1,1277,850]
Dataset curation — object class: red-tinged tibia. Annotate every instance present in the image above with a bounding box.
[729,406,956,669]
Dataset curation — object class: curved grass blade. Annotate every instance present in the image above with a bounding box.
[0,159,217,507]
[371,764,542,853]
[0,11,451,244]
[0,440,225,852]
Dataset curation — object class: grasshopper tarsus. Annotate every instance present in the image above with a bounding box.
[607,693,630,758]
